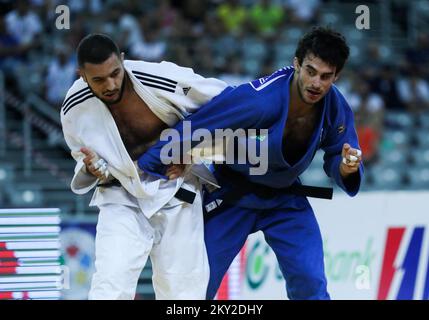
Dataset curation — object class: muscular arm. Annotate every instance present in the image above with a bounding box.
[137,85,273,178]
[321,93,364,197]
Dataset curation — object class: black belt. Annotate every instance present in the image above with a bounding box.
[215,166,333,204]
[97,179,196,204]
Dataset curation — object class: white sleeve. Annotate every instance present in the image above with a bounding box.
[160,61,228,114]
[61,119,99,195]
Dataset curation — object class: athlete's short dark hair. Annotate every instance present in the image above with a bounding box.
[295,26,350,74]
[77,34,120,68]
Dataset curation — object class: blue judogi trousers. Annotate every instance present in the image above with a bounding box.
[203,197,330,300]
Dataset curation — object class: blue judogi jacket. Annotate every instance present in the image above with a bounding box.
[138,66,364,209]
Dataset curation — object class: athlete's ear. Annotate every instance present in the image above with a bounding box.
[333,72,340,82]
[77,68,87,82]
[120,52,125,62]
[293,57,300,73]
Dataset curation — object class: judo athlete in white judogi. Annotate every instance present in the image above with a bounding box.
[60,34,227,299]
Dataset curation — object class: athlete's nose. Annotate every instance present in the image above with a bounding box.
[106,78,116,91]
[311,77,322,90]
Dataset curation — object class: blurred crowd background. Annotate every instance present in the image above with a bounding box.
[0,0,429,300]
[1,0,429,214]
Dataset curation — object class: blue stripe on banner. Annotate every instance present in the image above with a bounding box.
[397,227,424,300]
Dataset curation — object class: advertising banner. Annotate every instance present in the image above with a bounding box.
[218,191,429,300]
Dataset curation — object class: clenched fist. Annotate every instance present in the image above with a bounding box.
[81,147,110,181]
[339,143,362,178]
[166,164,187,180]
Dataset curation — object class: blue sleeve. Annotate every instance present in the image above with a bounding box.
[137,85,272,178]
[321,91,364,197]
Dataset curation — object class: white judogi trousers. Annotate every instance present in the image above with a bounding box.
[88,179,209,300]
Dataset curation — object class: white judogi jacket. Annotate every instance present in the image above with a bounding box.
[61,60,227,218]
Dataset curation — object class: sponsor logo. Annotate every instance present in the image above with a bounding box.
[378,227,429,300]
[182,87,191,95]
[245,239,283,289]
[60,227,95,299]
[324,238,376,287]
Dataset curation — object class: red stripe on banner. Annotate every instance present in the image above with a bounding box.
[0,242,6,249]
[0,261,19,267]
[23,292,30,300]
[377,227,405,300]
[217,273,229,300]
[0,267,18,274]
[240,242,247,285]
[0,250,16,258]
[0,292,14,300]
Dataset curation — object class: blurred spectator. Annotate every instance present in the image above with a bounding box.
[0,0,14,16]
[95,4,139,54]
[130,15,166,62]
[0,13,31,91]
[116,4,145,51]
[366,41,386,69]
[397,69,429,113]
[257,57,276,78]
[155,0,179,37]
[216,0,247,36]
[348,80,384,166]
[391,0,409,34]
[166,10,194,43]
[0,14,28,72]
[335,68,355,99]
[56,0,102,15]
[248,0,285,37]
[405,32,429,79]
[5,0,42,46]
[219,56,253,86]
[179,0,208,26]
[166,42,193,68]
[284,0,320,25]
[63,15,87,51]
[204,13,240,65]
[193,40,217,77]
[44,44,77,106]
[369,65,404,110]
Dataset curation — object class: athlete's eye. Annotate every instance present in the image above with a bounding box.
[307,68,316,76]
[321,74,334,81]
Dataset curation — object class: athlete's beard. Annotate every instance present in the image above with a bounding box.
[89,74,126,105]
[296,74,324,106]
[296,76,312,106]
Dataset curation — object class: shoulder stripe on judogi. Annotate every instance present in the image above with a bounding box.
[137,80,176,93]
[133,75,176,89]
[135,78,176,93]
[132,70,177,85]
[62,87,91,109]
[63,93,95,115]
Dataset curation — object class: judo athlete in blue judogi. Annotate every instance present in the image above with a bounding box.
[137,27,364,300]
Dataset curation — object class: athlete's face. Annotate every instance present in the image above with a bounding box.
[293,53,338,106]
[79,53,126,105]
